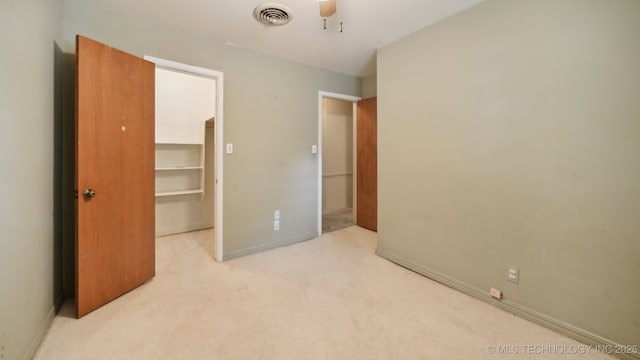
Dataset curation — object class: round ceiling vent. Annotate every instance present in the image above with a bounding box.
[253,3,293,26]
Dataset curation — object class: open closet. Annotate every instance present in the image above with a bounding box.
[154,67,216,236]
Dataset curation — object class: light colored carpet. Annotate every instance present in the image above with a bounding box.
[34,227,614,360]
[322,208,354,233]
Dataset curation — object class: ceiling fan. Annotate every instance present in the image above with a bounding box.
[318,0,342,32]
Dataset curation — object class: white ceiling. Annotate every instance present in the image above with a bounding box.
[66,0,484,77]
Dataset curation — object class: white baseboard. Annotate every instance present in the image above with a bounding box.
[375,248,640,360]
[23,305,55,360]
[155,223,214,237]
[224,232,317,260]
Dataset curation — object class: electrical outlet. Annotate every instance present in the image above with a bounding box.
[274,220,280,231]
[0,333,6,360]
[507,267,519,284]
[274,210,280,220]
[490,287,502,300]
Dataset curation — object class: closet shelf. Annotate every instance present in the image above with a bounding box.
[155,166,204,171]
[155,190,204,197]
[155,141,206,198]
[155,142,203,146]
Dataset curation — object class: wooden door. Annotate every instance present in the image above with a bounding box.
[356,97,377,231]
[76,36,155,318]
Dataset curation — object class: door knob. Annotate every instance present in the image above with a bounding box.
[83,189,97,198]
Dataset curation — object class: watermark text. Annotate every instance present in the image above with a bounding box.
[486,344,638,356]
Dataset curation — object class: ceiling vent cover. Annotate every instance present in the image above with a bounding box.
[254,3,293,26]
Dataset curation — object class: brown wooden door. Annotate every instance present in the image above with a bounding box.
[356,97,377,231]
[76,36,155,318]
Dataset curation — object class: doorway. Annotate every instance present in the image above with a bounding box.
[317,92,361,235]
[144,56,224,262]
[322,98,354,232]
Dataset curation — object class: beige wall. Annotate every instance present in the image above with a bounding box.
[61,2,360,262]
[360,74,377,99]
[378,0,640,349]
[0,0,64,358]
[155,68,216,144]
[322,98,354,213]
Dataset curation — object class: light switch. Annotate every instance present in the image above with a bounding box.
[226,143,233,154]
[312,145,318,154]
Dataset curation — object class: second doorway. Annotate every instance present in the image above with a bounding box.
[322,97,355,233]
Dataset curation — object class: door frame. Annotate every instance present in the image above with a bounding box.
[317,91,361,235]
[144,56,224,262]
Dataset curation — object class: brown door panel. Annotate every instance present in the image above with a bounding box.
[357,97,377,231]
[76,36,155,317]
